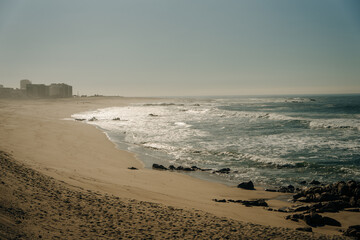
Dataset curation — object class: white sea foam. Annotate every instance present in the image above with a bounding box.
[71,97,360,186]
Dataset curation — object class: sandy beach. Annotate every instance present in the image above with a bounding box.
[0,97,357,239]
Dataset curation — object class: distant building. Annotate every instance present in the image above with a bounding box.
[26,84,48,98]
[20,79,32,90]
[0,80,73,99]
[49,83,72,98]
[0,87,25,98]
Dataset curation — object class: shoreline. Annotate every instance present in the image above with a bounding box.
[1,150,332,239]
[0,97,357,238]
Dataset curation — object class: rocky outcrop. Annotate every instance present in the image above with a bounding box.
[344,225,360,239]
[283,180,359,229]
[293,180,360,208]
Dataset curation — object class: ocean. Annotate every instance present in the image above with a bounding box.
[72,95,360,188]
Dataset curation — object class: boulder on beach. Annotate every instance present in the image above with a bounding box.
[237,181,255,190]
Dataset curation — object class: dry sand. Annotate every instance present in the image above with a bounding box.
[0,97,357,239]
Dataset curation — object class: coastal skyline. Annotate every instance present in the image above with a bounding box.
[0,0,359,96]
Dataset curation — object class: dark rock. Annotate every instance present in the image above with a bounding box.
[200,168,212,171]
[75,118,86,121]
[169,165,176,170]
[322,216,341,227]
[148,114,158,117]
[319,192,338,202]
[344,208,360,212]
[344,225,360,238]
[112,117,121,121]
[337,181,349,195]
[88,117,98,121]
[293,206,310,212]
[347,180,357,190]
[191,166,200,170]
[152,164,167,170]
[302,213,341,227]
[127,167,138,170]
[265,189,277,192]
[213,199,227,203]
[279,185,295,193]
[183,167,194,171]
[296,227,312,232]
[310,180,321,185]
[215,168,231,174]
[237,181,255,190]
[354,187,360,198]
[350,196,357,207]
[286,213,304,222]
[176,166,184,171]
[299,181,307,185]
[293,193,303,200]
[304,212,324,227]
[320,200,351,212]
[296,197,309,203]
[240,199,268,207]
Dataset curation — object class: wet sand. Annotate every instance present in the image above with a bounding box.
[0,97,356,239]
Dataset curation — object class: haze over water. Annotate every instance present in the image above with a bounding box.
[73,94,360,187]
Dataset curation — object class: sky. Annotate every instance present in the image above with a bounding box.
[0,0,359,97]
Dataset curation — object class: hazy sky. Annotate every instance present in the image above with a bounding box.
[0,0,359,96]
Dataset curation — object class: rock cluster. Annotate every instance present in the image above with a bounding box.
[344,225,360,239]
[293,180,360,208]
[282,180,360,236]
[152,163,212,172]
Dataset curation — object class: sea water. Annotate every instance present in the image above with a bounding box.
[72,95,360,188]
